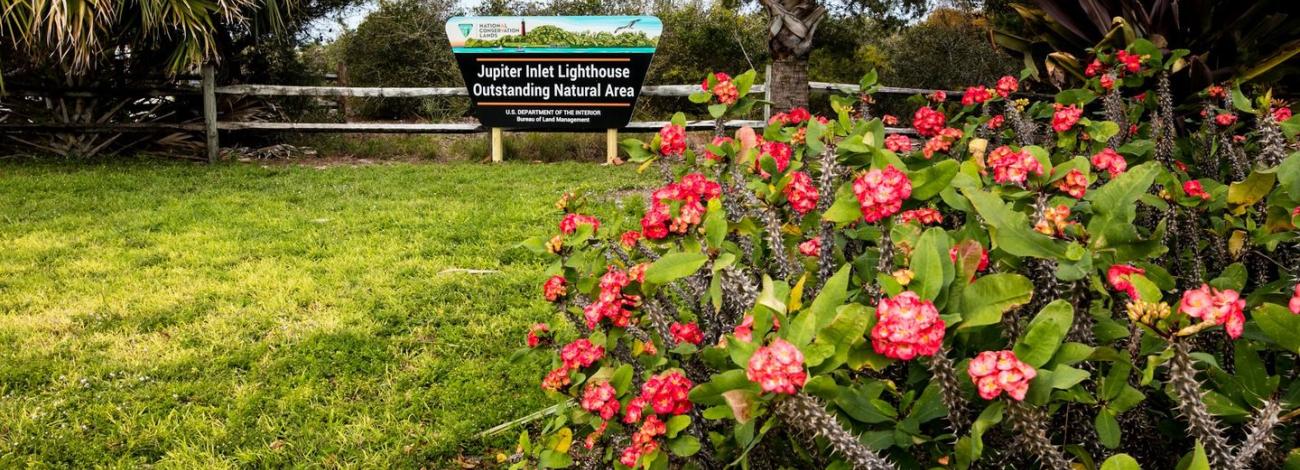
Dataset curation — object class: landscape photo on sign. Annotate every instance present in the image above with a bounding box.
[446,16,661,130]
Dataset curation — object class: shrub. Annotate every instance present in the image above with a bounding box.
[513,41,1300,469]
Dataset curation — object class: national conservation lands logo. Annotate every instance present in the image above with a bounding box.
[445,16,661,130]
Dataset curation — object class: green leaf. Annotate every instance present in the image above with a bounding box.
[1013,300,1074,368]
[788,265,853,347]
[1254,303,1300,354]
[708,104,727,119]
[645,252,709,285]
[1085,162,1160,249]
[962,188,1065,258]
[909,160,960,201]
[1187,442,1211,470]
[1095,409,1121,449]
[810,304,874,373]
[688,91,712,104]
[1050,365,1090,389]
[1231,85,1256,114]
[1227,171,1276,214]
[667,435,701,457]
[704,204,727,249]
[911,228,950,301]
[1100,454,1141,470]
[823,182,863,223]
[538,449,574,468]
[665,415,691,438]
[959,273,1034,329]
[1277,152,1300,200]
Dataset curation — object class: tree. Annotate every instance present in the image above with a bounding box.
[758,0,828,111]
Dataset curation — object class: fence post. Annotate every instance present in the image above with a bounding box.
[606,128,618,164]
[491,128,503,163]
[202,62,219,163]
[335,62,350,122]
[763,64,772,123]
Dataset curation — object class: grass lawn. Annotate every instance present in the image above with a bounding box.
[0,160,648,467]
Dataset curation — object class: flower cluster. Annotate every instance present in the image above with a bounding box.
[1052,104,1082,133]
[746,338,806,395]
[581,381,620,420]
[784,171,819,214]
[542,275,567,302]
[967,350,1037,401]
[560,213,600,235]
[670,322,703,345]
[922,127,962,159]
[988,145,1043,185]
[798,236,821,257]
[769,107,813,126]
[986,114,1005,130]
[899,208,942,225]
[852,165,913,223]
[756,141,792,178]
[995,75,1018,98]
[1179,284,1246,338]
[1183,180,1210,200]
[526,323,551,348]
[913,106,947,137]
[560,338,605,369]
[619,415,664,466]
[641,173,722,239]
[871,291,945,360]
[704,72,738,105]
[1056,169,1088,198]
[1115,50,1142,74]
[640,371,694,415]
[1107,264,1145,298]
[1214,113,1237,127]
[961,85,994,106]
[703,136,733,162]
[1091,148,1127,178]
[620,230,642,248]
[884,134,913,152]
[1034,204,1073,237]
[658,123,687,157]
[583,265,639,329]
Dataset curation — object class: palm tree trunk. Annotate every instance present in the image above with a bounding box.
[759,0,825,112]
[770,58,810,111]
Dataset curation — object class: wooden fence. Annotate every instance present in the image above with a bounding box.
[2,64,949,163]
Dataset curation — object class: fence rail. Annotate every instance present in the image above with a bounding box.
[2,64,938,163]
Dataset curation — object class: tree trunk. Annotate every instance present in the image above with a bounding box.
[770,58,809,111]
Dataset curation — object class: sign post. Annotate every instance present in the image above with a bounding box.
[445,16,661,162]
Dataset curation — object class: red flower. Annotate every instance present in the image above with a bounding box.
[968,350,1037,401]
[986,114,1005,130]
[912,106,947,138]
[541,367,571,391]
[1085,59,1105,77]
[1091,148,1127,178]
[1206,85,1227,99]
[996,75,1019,98]
[798,237,821,257]
[961,85,993,106]
[623,396,648,424]
[526,323,551,348]
[899,208,942,225]
[560,339,605,369]
[949,244,989,272]
[1099,74,1115,91]
[1289,284,1300,315]
[882,114,899,126]
[1215,113,1238,127]
[641,173,722,239]
[1052,103,1083,133]
[987,146,1043,185]
[929,90,947,102]
[1183,180,1210,200]
[708,72,739,105]
[640,371,693,415]
[1273,107,1293,122]
[703,136,733,162]
[755,141,792,178]
[1056,169,1088,198]
[872,291,945,360]
[658,123,686,157]
[580,381,620,420]
[746,338,806,395]
[732,314,779,342]
[542,276,567,302]
[852,165,913,223]
[620,230,642,248]
[669,322,703,346]
[1179,284,1246,339]
[921,127,963,159]
[884,134,913,152]
[1107,264,1145,298]
[560,213,600,234]
[783,171,819,215]
[1115,50,1142,74]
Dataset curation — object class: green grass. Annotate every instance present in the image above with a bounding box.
[0,160,648,467]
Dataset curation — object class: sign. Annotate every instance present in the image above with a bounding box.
[446,16,661,130]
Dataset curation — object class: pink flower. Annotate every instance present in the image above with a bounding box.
[628,263,648,284]
[884,134,913,152]
[912,106,947,138]
[929,90,947,102]
[899,208,942,225]
[640,371,693,415]
[798,237,822,257]
[623,396,648,424]
[961,85,993,106]
[669,322,703,345]
[541,367,571,391]
[784,171,819,215]
[922,127,963,159]
[1273,107,1293,122]
[987,146,1043,185]
[560,213,600,234]
[769,107,813,126]
[968,350,1037,401]
[1099,74,1115,91]
[1091,148,1127,178]
[746,338,807,395]
[1207,85,1227,99]
[949,244,989,272]
[542,276,567,302]
[1107,264,1145,298]
[755,141,792,178]
[526,323,551,348]
[1288,284,1300,315]
[658,123,686,157]
[852,165,913,223]
[986,114,1005,130]
[1052,104,1083,133]
[1183,180,1210,200]
[641,173,722,239]
[732,314,779,342]
[872,291,945,360]
[620,230,642,248]
[1179,284,1246,339]
[1215,113,1237,127]
[707,72,738,105]
[581,381,620,420]
[560,339,605,369]
[1056,169,1088,198]
[703,136,733,162]
[882,114,899,126]
[1085,59,1105,77]
[996,76,1019,98]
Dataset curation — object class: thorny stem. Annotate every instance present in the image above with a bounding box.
[1234,398,1283,468]
[926,344,970,433]
[775,393,895,469]
[1005,400,1073,469]
[1168,341,1234,469]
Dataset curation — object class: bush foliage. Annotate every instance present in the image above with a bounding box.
[514,42,1300,469]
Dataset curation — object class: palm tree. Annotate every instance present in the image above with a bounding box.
[758,0,827,112]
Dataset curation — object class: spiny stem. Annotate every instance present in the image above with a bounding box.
[1168,341,1234,469]
[775,393,895,470]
